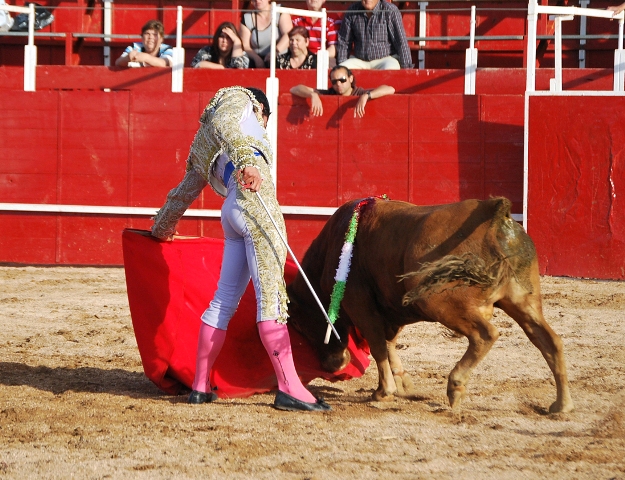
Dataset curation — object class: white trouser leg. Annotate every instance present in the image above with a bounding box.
[201,178,276,329]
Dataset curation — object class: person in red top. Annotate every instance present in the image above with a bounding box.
[291,0,341,63]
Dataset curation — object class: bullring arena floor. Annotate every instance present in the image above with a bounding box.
[0,266,624,478]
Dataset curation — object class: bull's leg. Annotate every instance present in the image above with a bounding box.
[445,316,500,410]
[387,326,415,396]
[422,296,500,410]
[342,288,397,402]
[497,292,574,414]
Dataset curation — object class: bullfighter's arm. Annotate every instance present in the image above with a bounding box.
[151,169,208,239]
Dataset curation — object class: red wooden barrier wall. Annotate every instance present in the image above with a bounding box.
[0,78,525,265]
[528,95,625,280]
[1,67,623,280]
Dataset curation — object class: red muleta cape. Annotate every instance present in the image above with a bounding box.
[121,229,370,397]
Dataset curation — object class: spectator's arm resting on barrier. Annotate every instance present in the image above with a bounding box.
[134,50,172,67]
[608,2,625,15]
[354,85,396,118]
[290,84,324,116]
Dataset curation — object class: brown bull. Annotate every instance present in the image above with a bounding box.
[287,197,573,413]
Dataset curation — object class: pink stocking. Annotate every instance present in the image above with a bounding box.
[257,320,316,403]
[191,323,227,393]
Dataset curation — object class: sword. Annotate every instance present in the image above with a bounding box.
[255,191,340,344]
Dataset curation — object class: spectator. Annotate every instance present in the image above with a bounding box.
[291,0,341,61]
[240,0,292,68]
[608,2,625,15]
[290,65,395,118]
[276,27,317,69]
[115,20,172,68]
[191,22,250,69]
[0,0,14,32]
[336,0,413,70]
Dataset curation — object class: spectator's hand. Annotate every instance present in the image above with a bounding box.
[608,2,625,15]
[223,27,244,57]
[129,50,150,65]
[310,92,323,116]
[240,166,263,192]
[128,50,140,62]
[223,27,241,47]
[354,94,368,118]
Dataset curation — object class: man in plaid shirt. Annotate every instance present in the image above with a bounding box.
[337,0,413,70]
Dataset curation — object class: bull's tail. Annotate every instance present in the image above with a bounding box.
[399,198,517,305]
[400,253,512,305]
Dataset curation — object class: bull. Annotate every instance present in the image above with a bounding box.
[287,197,573,413]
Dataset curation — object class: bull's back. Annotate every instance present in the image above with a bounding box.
[290,197,536,314]
[355,198,512,273]
[353,198,537,305]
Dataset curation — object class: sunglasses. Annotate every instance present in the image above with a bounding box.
[330,77,348,85]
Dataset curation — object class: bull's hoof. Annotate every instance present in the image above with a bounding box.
[394,372,416,397]
[372,389,396,402]
[447,384,466,410]
[549,398,574,414]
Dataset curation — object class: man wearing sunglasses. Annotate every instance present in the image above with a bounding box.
[290,65,395,118]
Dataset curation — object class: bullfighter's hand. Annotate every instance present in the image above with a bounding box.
[354,94,368,118]
[240,166,263,192]
[310,92,324,116]
[150,230,178,242]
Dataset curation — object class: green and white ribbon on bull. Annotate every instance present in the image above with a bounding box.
[254,191,341,343]
[324,195,389,343]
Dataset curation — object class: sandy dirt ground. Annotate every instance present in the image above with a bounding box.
[1,266,624,479]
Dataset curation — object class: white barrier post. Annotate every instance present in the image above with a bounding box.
[615,18,625,91]
[103,0,113,66]
[266,3,280,186]
[316,7,329,90]
[266,3,328,185]
[23,3,36,91]
[526,0,537,93]
[551,14,574,92]
[171,6,185,93]
[578,0,589,68]
[464,5,478,95]
[418,2,428,69]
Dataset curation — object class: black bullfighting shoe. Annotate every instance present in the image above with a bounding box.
[188,390,218,404]
[273,390,332,412]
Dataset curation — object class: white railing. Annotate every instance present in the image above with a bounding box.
[465,5,477,95]
[0,203,338,218]
[526,1,625,93]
